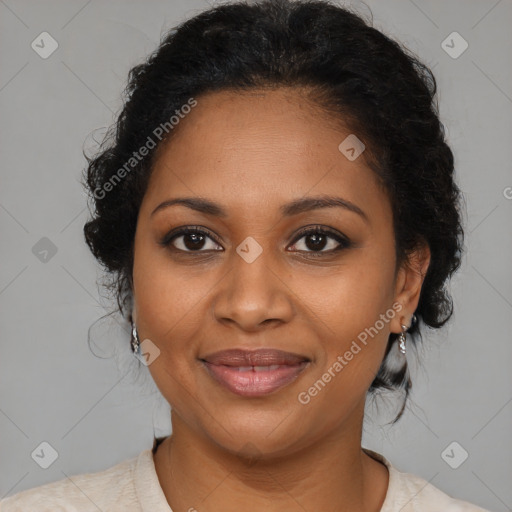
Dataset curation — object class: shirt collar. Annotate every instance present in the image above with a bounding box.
[135,438,173,511]
[363,447,399,512]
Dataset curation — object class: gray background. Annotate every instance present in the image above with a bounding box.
[1,0,511,510]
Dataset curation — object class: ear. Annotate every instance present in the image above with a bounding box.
[391,241,431,333]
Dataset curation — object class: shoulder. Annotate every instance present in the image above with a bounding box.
[363,448,491,512]
[0,451,141,512]
[391,469,491,512]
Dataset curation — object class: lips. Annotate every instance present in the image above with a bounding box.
[201,348,310,367]
[200,348,311,397]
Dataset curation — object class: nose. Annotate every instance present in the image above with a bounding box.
[212,246,295,332]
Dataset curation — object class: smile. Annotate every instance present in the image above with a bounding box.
[201,361,310,397]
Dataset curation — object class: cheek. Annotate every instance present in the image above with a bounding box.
[297,252,396,395]
[295,298,392,431]
[131,228,220,395]
[132,228,209,339]
[297,250,396,336]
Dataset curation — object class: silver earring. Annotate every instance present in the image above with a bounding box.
[131,321,141,356]
[398,324,408,355]
[398,314,416,355]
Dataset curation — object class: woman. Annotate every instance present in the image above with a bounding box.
[0,0,491,510]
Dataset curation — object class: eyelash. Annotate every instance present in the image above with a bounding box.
[160,225,352,257]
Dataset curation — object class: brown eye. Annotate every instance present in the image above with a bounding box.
[162,227,223,252]
[288,227,351,254]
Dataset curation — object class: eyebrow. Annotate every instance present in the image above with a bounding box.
[151,194,369,223]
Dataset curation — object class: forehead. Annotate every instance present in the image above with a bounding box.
[143,88,390,223]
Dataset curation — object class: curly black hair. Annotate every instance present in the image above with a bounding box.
[82,0,464,422]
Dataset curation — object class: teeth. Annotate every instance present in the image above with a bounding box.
[235,365,282,371]
[254,365,281,371]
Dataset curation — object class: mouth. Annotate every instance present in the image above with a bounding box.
[199,348,311,397]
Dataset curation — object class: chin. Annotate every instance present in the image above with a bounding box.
[201,414,307,462]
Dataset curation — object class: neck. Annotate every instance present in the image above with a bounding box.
[153,405,388,512]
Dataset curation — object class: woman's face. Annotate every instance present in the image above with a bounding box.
[132,88,428,458]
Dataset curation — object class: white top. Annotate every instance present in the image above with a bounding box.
[0,442,490,512]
